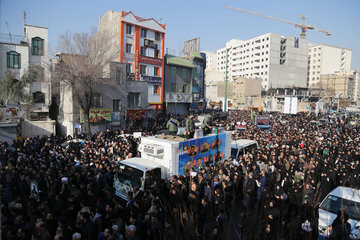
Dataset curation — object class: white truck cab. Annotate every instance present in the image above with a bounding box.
[318,186,360,239]
[114,132,232,200]
[231,139,258,159]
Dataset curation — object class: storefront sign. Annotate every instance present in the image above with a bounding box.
[80,109,112,123]
[0,105,20,124]
[141,75,162,84]
[139,55,162,66]
[166,93,192,103]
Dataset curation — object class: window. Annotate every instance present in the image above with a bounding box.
[126,24,133,34]
[154,67,159,76]
[140,65,146,75]
[155,49,160,58]
[7,51,20,68]
[171,66,176,76]
[33,91,45,103]
[126,44,132,53]
[126,64,132,74]
[153,85,160,95]
[140,47,146,56]
[141,28,147,38]
[170,83,176,92]
[127,92,140,108]
[32,37,44,55]
[182,69,187,77]
[116,67,122,84]
[91,93,102,107]
[113,99,121,111]
[155,32,160,41]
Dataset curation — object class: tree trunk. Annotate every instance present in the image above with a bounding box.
[83,108,91,135]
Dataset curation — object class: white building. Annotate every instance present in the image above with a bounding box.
[214,33,309,91]
[308,44,352,88]
[201,51,217,71]
[0,24,54,137]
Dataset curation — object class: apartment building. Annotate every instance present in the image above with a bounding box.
[308,44,352,88]
[214,33,309,91]
[98,10,166,110]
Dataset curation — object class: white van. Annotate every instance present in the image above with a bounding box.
[318,186,360,239]
[230,139,258,159]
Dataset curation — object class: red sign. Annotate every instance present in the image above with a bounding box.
[139,55,162,66]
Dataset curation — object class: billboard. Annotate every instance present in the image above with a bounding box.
[80,109,112,123]
[284,97,298,114]
[0,105,20,124]
[178,133,227,176]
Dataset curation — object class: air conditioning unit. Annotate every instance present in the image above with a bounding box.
[139,143,164,156]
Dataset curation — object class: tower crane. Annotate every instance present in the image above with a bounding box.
[225,6,331,38]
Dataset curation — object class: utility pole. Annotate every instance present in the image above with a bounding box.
[224,49,228,112]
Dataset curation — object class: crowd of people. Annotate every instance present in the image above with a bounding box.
[1,110,359,240]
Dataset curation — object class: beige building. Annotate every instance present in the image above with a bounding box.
[308,44,352,88]
[216,77,262,109]
[320,71,356,102]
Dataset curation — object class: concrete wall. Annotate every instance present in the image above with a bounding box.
[21,119,55,137]
[0,124,17,143]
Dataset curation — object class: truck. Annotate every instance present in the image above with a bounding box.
[114,131,232,200]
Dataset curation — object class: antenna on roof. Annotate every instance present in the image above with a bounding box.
[5,20,12,42]
[24,11,26,25]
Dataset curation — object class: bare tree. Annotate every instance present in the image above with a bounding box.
[52,29,118,134]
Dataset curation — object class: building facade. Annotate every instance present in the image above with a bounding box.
[54,53,148,136]
[214,33,308,91]
[164,55,193,114]
[308,44,352,88]
[0,24,54,138]
[98,10,166,110]
[320,71,356,103]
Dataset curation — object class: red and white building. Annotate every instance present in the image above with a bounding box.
[99,10,166,110]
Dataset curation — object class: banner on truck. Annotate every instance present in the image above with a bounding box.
[256,115,270,126]
[178,133,227,176]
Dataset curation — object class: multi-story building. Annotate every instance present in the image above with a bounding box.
[229,77,262,109]
[308,44,352,88]
[214,33,309,90]
[54,53,148,135]
[201,51,217,70]
[98,10,166,110]
[320,71,356,103]
[164,55,193,114]
[0,24,54,138]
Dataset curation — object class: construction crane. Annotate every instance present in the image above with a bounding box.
[225,6,331,38]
